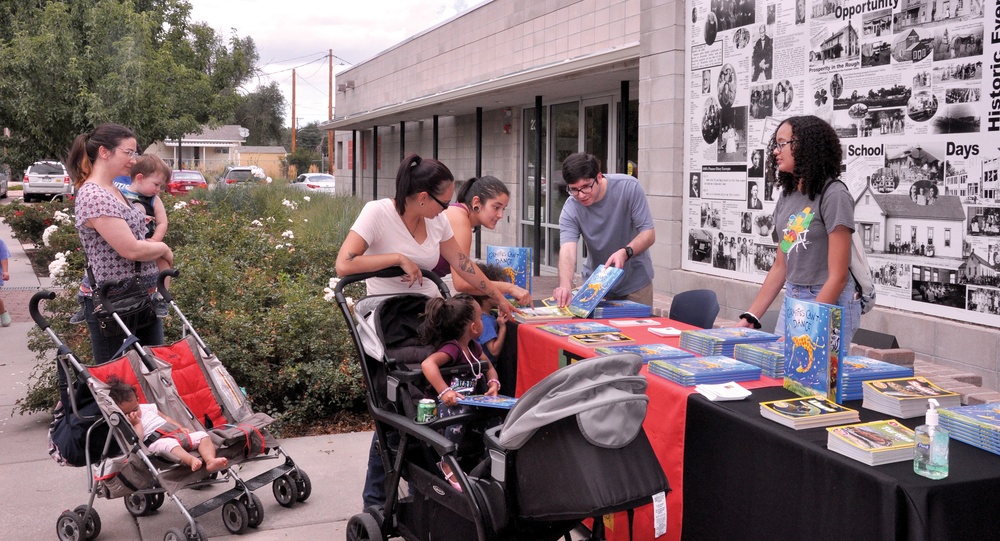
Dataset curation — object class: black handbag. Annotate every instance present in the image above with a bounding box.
[88,263,156,337]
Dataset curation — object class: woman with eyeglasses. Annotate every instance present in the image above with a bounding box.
[67,123,173,364]
[737,115,860,347]
[429,175,532,306]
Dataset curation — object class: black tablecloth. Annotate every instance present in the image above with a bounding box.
[682,386,1000,541]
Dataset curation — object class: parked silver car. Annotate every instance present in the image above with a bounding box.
[289,173,336,194]
[23,160,73,202]
[0,163,9,199]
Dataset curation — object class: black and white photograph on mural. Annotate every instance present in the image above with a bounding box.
[689,229,714,263]
[704,11,718,45]
[690,172,702,198]
[681,0,1000,326]
[703,69,712,93]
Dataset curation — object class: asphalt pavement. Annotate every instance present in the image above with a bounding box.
[1,193,369,540]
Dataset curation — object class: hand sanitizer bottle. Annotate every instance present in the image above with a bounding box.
[913,398,949,479]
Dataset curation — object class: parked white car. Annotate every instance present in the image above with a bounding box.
[289,173,336,194]
[23,160,73,202]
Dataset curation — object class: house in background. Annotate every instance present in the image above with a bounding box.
[144,125,286,178]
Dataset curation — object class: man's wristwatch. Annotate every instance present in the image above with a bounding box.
[623,246,634,260]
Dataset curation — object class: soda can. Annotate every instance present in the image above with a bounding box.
[417,398,437,423]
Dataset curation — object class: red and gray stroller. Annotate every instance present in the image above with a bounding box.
[333,268,671,541]
[36,270,310,541]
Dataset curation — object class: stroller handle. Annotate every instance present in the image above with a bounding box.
[29,290,58,329]
[333,267,448,298]
[157,269,178,302]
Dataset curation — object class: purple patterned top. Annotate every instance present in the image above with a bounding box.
[75,182,157,296]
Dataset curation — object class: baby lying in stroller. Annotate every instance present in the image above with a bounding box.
[107,375,228,473]
[419,293,502,491]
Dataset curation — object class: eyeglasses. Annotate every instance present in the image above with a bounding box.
[566,178,598,196]
[775,140,797,152]
[427,192,450,210]
[116,147,138,159]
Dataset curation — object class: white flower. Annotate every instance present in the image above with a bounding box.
[303,196,311,202]
[275,244,285,250]
[266,217,275,223]
[328,277,340,289]
[282,199,298,210]
[52,210,73,225]
[265,177,273,184]
[173,201,188,211]
[48,252,69,278]
[323,287,335,302]
[42,225,60,246]
[250,219,263,227]
[282,230,295,239]
[303,219,309,222]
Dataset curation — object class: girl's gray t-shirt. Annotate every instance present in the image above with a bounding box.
[772,181,855,286]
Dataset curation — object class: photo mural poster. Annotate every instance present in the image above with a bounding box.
[682,0,1000,327]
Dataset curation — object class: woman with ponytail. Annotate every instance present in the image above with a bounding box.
[68,124,173,364]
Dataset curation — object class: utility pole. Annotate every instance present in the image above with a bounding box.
[328,49,334,174]
[291,68,297,153]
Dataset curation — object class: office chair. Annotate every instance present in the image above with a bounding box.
[668,289,721,329]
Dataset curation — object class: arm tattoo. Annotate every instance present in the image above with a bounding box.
[457,253,476,275]
[478,280,489,293]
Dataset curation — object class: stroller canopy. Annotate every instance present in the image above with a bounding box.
[499,354,648,450]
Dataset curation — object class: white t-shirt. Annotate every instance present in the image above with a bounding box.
[138,403,168,437]
[351,198,454,297]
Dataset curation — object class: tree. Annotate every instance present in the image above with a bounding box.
[0,0,260,173]
[234,82,286,146]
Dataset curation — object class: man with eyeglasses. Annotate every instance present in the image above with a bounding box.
[552,152,656,307]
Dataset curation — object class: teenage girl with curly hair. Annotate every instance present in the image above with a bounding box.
[737,115,861,347]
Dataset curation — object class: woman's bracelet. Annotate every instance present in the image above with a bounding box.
[739,311,762,329]
[437,387,453,400]
[487,379,500,391]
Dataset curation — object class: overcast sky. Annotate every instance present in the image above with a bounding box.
[187,0,481,128]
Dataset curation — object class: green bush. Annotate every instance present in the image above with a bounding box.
[16,186,368,434]
[0,198,74,245]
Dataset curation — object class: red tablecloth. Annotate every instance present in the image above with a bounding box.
[515,318,783,541]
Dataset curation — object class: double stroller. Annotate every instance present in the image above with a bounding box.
[334,268,671,541]
[37,270,311,541]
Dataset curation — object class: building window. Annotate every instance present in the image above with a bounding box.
[944,228,951,247]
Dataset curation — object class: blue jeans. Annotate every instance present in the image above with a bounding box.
[361,433,386,510]
[774,275,862,350]
[83,296,164,365]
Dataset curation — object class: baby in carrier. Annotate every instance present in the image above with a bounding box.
[419,293,501,491]
[107,375,228,472]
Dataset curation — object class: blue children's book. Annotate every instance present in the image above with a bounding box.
[457,394,518,410]
[536,321,619,336]
[568,265,624,318]
[648,355,761,386]
[486,246,532,294]
[782,298,845,403]
[594,343,696,363]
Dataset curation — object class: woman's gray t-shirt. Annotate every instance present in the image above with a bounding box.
[772,181,854,286]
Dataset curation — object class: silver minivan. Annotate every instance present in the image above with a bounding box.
[23,160,73,202]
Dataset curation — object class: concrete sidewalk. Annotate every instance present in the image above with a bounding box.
[1,201,369,539]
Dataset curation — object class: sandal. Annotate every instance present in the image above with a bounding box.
[438,461,462,492]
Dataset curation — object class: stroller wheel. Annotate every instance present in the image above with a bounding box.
[242,493,265,528]
[124,493,154,517]
[272,474,299,507]
[150,492,166,511]
[293,470,312,502]
[163,528,186,541]
[73,505,102,540]
[183,522,207,541]
[346,511,384,541]
[221,499,250,534]
[56,510,85,541]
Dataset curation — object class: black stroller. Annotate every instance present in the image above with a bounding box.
[36,270,310,541]
[334,268,671,541]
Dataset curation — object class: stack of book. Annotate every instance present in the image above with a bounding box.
[938,404,1000,456]
[862,376,961,418]
[591,300,652,319]
[679,328,780,357]
[512,306,575,323]
[594,343,695,364]
[838,356,914,401]
[733,342,786,378]
[826,419,916,466]
[647,356,761,386]
[759,396,859,429]
[536,321,618,337]
[568,331,635,347]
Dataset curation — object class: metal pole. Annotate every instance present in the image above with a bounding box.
[373,126,378,200]
[351,130,357,197]
[400,121,405,163]
[433,115,439,159]
[534,96,543,277]
[619,80,629,175]
[328,50,334,173]
[475,107,483,259]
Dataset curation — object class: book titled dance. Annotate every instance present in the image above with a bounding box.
[568,265,624,318]
[568,332,635,347]
[759,396,859,430]
[826,419,915,466]
[783,299,845,403]
[536,321,619,337]
[486,246,532,293]
[594,343,695,363]
[456,394,518,409]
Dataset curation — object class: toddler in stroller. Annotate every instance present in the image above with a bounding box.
[107,375,228,473]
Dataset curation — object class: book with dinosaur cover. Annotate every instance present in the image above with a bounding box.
[782,299,845,403]
[826,419,916,466]
[536,321,619,337]
[594,343,696,363]
[486,246,531,293]
[568,332,635,347]
[759,396,859,430]
[567,265,624,318]
[862,376,961,418]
